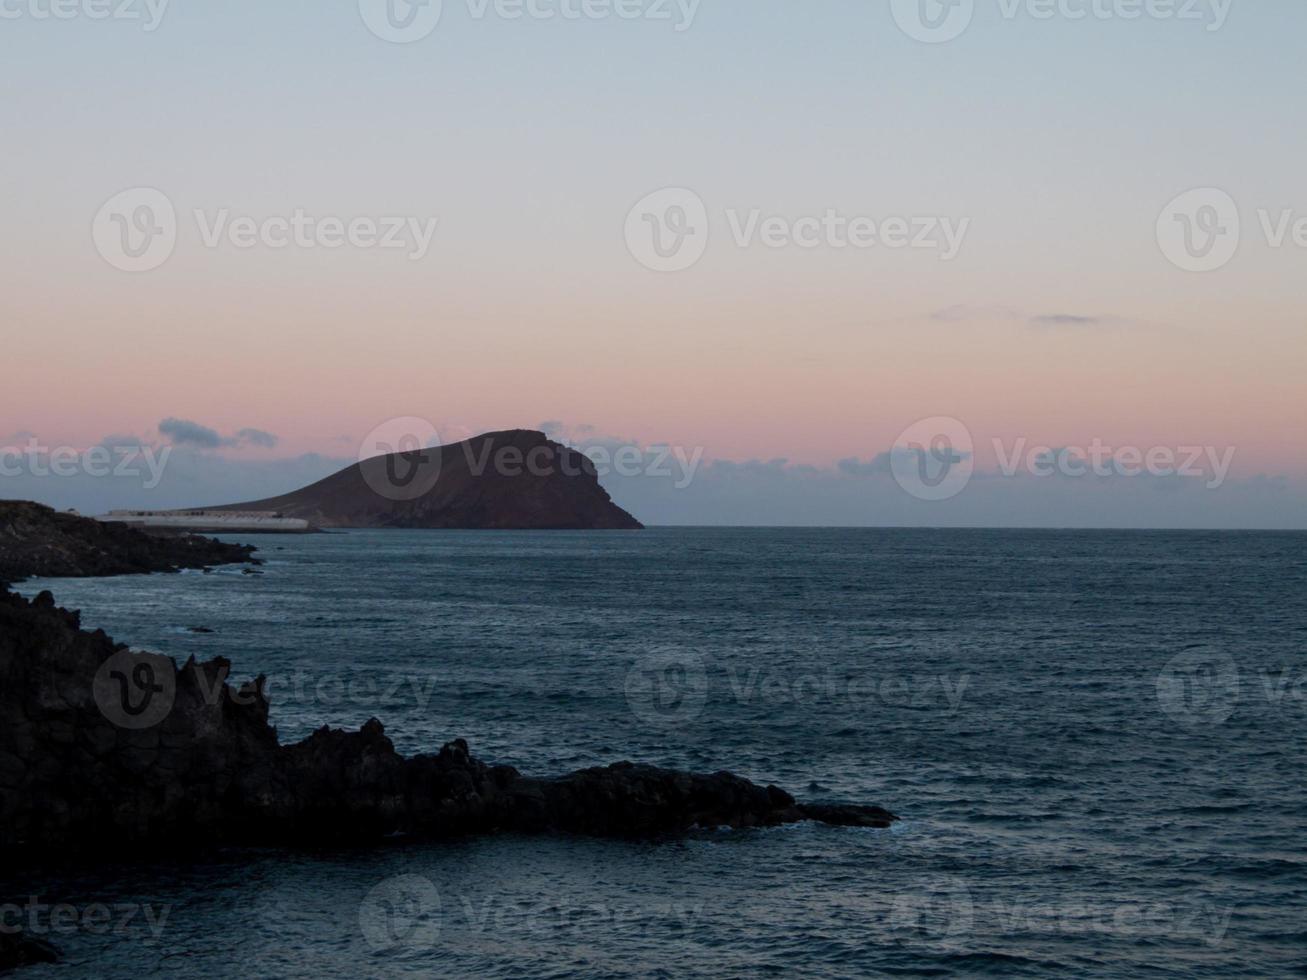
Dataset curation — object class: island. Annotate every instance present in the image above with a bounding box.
[202,429,643,530]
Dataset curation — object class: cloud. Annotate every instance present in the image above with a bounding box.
[599,453,1306,530]
[837,453,892,477]
[158,418,279,450]
[1026,313,1155,329]
[1,429,36,445]
[98,434,149,451]
[538,420,598,443]
[1029,314,1104,327]
[6,449,350,516]
[924,306,1155,331]
[159,418,224,449]
[708,458,804,477]
[235,428,278,449]
[5,423,1300,529]
[838,447,974,478]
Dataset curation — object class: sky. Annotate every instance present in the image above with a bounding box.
[2,0,1304,526]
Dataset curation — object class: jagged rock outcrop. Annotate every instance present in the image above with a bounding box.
[0,501,257,586]
[0,586,895,859]
[0,932,59,971]
[207,429,643,530]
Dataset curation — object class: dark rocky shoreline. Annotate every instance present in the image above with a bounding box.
[0,586,896,855]
[0,503,895,970]
[0,501,258,587]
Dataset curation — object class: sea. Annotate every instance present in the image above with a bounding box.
[10,528,1307,978]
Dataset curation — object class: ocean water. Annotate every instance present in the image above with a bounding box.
[10,528,1307,978]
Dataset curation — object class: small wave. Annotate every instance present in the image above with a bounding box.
[967,812,1066,824]
[935,950,1071,973]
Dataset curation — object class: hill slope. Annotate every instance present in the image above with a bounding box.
[210,429,643,530]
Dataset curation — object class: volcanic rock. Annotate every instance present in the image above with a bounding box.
[0,501,257,587]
